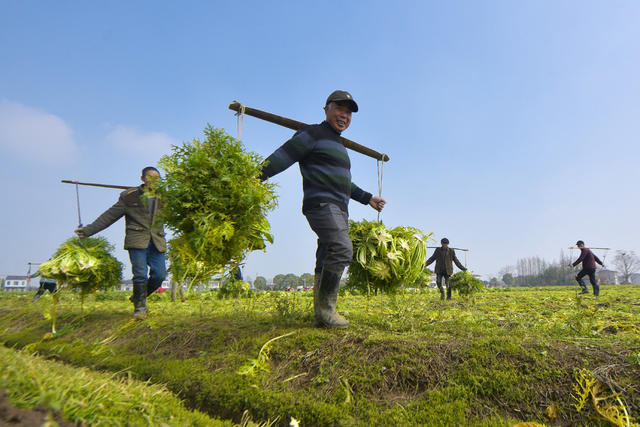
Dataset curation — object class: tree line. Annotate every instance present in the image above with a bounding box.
[252,273,315,290]
[251,269,433,291]
[494,250,640,286]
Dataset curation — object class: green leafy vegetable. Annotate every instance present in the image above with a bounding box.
[218,280,252,299]
[346,219,432,294]
[37,236,123,333]
[39,236,123,293]
[449,271,485,296]
[158,126,278,286]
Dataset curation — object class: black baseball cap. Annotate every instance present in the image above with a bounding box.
[441,238,449,244]
[325,90,358,112]
[576,240,585,246]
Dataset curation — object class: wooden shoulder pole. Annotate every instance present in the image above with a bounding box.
[229,101,389,162]
[61,180,132,190]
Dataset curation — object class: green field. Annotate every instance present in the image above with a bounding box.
[0,285,639,426]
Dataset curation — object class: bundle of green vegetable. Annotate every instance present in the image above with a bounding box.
[38,236,123,333]
[346,219,432,294]
[158,126,277,286]
[39,236,123,292]
[218,280,252,299]
[449,271,485,296]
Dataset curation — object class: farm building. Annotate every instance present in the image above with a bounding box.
[2,275,28,291]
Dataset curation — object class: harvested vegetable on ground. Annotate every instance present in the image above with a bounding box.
[347,219,431,294]
[158,126,277,286]
[38,236,123,333]
[449,271,485,296]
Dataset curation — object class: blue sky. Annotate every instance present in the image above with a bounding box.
[1,1,639,281]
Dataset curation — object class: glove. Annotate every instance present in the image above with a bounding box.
[463,268,468,272]
[75,227,87,238]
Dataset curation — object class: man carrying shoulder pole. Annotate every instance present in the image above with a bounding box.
[570,240,603,296]
[75,167,167,317]
[258,90,386,327]
[425,238,467,300]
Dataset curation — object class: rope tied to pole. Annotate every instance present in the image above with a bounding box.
[234,101,246,141]
[376,157,386,222]
[72,182,90,253]
[75,183,83,227]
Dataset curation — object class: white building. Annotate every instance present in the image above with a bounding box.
[3,275,28,291]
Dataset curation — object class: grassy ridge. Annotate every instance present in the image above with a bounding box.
[0,286,639,426]
[0,345,230,426]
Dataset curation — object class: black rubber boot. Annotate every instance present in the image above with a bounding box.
[146,280,162,297]
[314,265,348,327]
[592,284,600,297]
[576,276,588,294]
[132,283,148,318]
[312,273,321,327]
[446,286,452,300]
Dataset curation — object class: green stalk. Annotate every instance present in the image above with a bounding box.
[51,291,59,335]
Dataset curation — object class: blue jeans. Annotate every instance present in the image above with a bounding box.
[128,241,166,291]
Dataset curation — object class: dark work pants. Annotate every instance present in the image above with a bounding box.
[234,267,243,281]
[576,268,599,295]
[34,281,57,297]
[128,240,167,292]
[436,273,450,292]
[305,203,352,274]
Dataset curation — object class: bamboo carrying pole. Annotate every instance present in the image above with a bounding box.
[229,101,390,162]
[427,246,469,251]
[61,180,132,190]
[568,247,610,250]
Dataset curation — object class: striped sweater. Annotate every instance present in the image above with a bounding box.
[259,121,372,213]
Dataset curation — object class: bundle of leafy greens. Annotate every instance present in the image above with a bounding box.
[158,126,278,287]
[218,280,252,299]
[449,271,485,296]
[39,236,123,293]
[346,219,431,294]
[38,236,123,334]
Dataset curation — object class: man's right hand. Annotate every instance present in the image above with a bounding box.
[75,227,87,238]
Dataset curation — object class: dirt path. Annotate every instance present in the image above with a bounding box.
[0,389,74,426]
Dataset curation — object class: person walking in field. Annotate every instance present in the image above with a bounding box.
[571,240,603,296]
[259,90,386,327]
[425,238,467,300]
[75,167,167,317]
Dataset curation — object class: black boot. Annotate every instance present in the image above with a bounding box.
[438,286,445,300]
[312,273,321,326]
[576,276,588,294]
[146,280,162,297]
[592,284,600,297]
[446,286,452,300]
[132,283,148,318]
[314,265,348,327]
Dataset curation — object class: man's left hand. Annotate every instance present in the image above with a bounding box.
[369,196,386,212]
